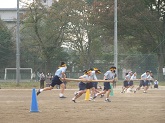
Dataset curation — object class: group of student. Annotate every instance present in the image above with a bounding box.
[72,66,116,103]
[121,70,159,93]
[36,61,159,103]
[37,61,116,103]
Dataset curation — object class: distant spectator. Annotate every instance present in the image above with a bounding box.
[46,73,51,87]
[32,72,36,81]
[36,71,40,82]
[154,80,159,89]
[40,72,45,89]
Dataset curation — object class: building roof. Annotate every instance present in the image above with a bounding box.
[0,8,28,11]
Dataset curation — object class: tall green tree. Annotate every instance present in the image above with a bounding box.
[55,0,104,69]
[117,0,164,79]
[143,0,165,80]
[21,0,70,73]
[0,19,14,70]
[91,0,164,79]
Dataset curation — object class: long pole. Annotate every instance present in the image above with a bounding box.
[16,0,20,85]
[114,0,118,74]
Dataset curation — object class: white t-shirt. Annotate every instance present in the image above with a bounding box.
[104,70,115,80]
[79,74,91,83]
[90,71,97,80]
[130,74,136,80]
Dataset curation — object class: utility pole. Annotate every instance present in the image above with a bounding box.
[16,0,20,85]
[114,0,118,74]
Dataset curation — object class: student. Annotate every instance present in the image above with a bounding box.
[149,71,154,88]
[93,66,116,102]
[154,80,159,89]
[129,72,137,91]
[90,68,101,99]
[72,70,92,103]
[37,62,67,98]
[134,70,151,93]
[121,71,132,93]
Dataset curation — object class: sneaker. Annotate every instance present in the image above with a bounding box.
[37,89,41,96]
[59,96,67,98]
[105,99,111,102]
[100,94,104,98]
[74,92,78,96]
[93,95,97,100]
[121,91,123,93]
[89,97,93,101]
[72,98,76,103]
[143,91,147,93]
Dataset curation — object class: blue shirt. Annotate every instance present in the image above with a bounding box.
[55,67,67,78]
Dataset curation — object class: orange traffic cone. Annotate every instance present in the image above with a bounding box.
[85,89,90,101]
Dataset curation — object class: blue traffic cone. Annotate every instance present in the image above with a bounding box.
[30,88,39,112]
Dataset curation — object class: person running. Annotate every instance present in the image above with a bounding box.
[149,71,154,89]
[72,70,92,103]
[37,62,67,98]
[134,70,152,93]
[121,71,132,93]
[89,68,101,99]
[93,66,116,102]
[129,72,137,91]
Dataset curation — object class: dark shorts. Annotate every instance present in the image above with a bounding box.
[79,82,86,90]
[103,82,111,91]
[139,80,145,87]
[144,80,149,86]
[50,75,63,87]
[86,82,93,89]
[129,81,133,86]
[93,82,98,89]
[154,84,158,88]
[123,80,129,87]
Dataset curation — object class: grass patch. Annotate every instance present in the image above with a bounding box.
[0,81,78,89]
[0,80,164,89]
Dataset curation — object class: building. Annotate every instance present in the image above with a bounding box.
[0,8,27,30]
[0,0,53,29]
[41,0,53,7]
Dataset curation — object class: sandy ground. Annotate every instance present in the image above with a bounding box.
[0,86,165,123]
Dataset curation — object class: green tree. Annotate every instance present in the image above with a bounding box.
[21,0,70,73]
[143,0,165,80]
[51,0,104,69]
[117,0,164,79]
[0,19,14,70]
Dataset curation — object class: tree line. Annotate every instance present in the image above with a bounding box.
[0,0,164,80]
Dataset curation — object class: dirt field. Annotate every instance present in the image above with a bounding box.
[0,86,165,123]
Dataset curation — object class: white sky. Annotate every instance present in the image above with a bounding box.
[0,0,32,8]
